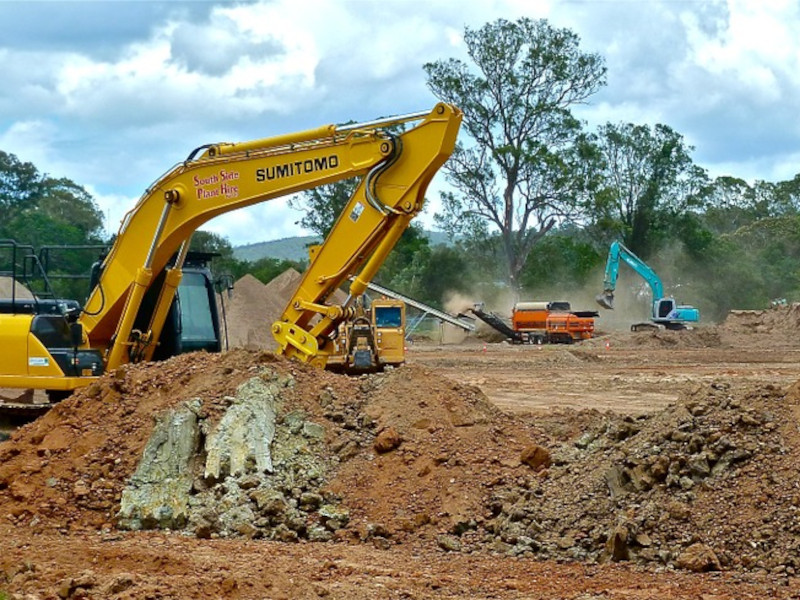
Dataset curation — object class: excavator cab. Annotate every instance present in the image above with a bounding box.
[655,298,676,319]
[0,242,222,403]
[371,298,405,367]
[96,251,224,361]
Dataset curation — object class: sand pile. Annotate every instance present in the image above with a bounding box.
[0,276,34,299]
[221,274,287,350]
[720,303,800,336]
[222,269,349,350]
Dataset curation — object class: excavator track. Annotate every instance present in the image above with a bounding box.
[0,389,55,435]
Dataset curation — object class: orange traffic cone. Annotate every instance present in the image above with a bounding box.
[605,340,610,350]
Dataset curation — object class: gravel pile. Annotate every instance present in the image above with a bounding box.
[470,379,800,573]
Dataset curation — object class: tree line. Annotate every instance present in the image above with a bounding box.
[3,17,800,322]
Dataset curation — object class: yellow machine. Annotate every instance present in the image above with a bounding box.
[0,103,461,397]
[326,297,406,372]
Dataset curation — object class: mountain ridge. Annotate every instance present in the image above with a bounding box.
[233,230,453,263]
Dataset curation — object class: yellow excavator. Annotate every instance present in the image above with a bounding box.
[0,103,461,400]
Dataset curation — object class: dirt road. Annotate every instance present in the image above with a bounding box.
[409,338,800,414]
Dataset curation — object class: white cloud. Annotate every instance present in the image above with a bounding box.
[0,120,59,169]
[86,187,139,240]
[2,0,800,247]
[202,198,309,246]
[680,1,800,104]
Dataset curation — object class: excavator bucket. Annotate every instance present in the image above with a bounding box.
[595,292,615,310]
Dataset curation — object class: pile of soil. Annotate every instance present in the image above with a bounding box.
[221,269,349,350]
[0,276,33,299]
[585,327,724,350]
[586,303,800,351]
[220,274,286,350]
[2,348,800,575]
[0,350,541,545]
[720,304,800,338]
[480,379,800,573]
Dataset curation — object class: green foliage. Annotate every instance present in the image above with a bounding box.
[189,230,305,285]
[376,225,429,285]
[683,236,766,320]
[425,17,606,292]
[590,122,707,258]
[245,256,306,284]
[190,230,235,259]
[700,176,797,235]
[0,150,107,300]
[0,150,40,210]
[519,234,603,294]
[674,216,800,320]
[380,243,475,309]
[0,151,105,244]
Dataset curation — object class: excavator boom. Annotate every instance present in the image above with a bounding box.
[0,103,462,392]
[596,240,665,310]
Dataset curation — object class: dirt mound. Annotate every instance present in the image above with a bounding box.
[2,347,799,575]
[0,276,33,299]
[0,350,541,544]
[586,327,723,349]
[479,379,800,572]
[263,268,303,302]
[222,272,296,350]
[721,304,800,335]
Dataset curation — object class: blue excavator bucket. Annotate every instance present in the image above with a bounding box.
[596,292,615,310]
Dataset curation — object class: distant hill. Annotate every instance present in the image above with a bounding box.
[234,236,320,263]
[233,230,453,263]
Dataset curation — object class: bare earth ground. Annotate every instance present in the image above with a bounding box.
[409,334,800,416]
[2,314,800,599]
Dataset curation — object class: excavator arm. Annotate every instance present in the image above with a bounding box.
[80,103,461,372]
[272,105,461,366]
[596,240,664,310]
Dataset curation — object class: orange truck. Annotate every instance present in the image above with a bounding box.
[470,301,597,344]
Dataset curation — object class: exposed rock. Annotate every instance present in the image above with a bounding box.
[250,488,288,516]
[117,400,201,530]
[604,524,630,562]
[437,534,462,552]
[116,368,348,541]
[520,445,552,471]
[373,427,402,454]
[204,377,281,481]
[676,543,721,572]
[629,464,654,491]
[604,466,629,498]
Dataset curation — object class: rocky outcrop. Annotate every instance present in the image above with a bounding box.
[118,368,351,540]
[117,400,202,529]
[204,377,278,481]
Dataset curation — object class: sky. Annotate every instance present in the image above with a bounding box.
[1,0,799,245]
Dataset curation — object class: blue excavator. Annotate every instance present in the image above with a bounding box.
[596,240,700,331]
